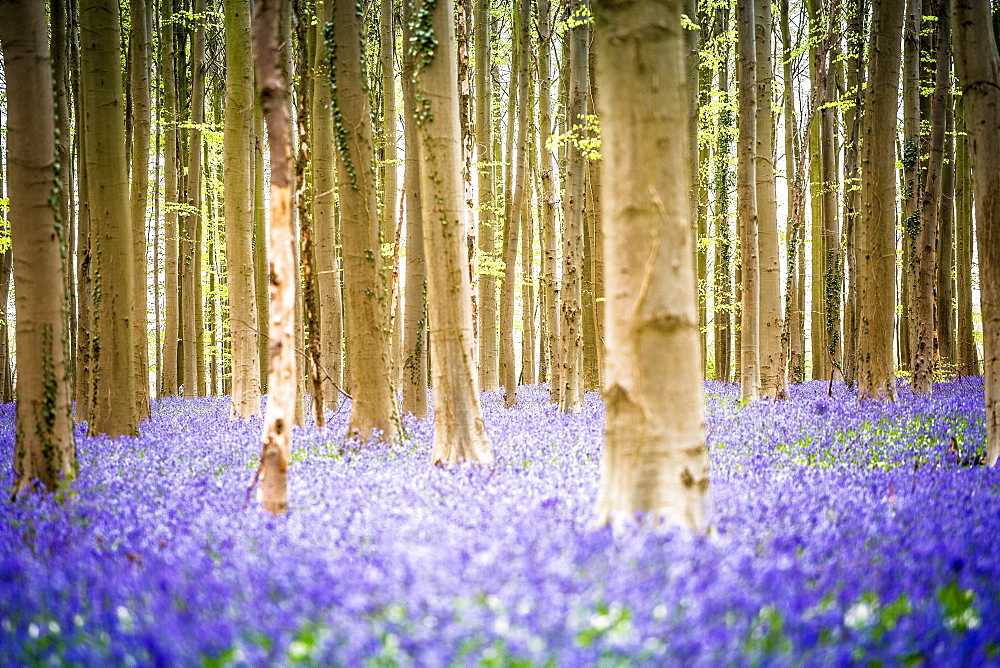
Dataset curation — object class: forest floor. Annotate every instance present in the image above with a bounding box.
[1,378,998,664]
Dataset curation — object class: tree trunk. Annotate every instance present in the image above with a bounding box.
[159,0,179,397]
[254,100,270,392]
[380,0,402,388]
[313,0,342,412]
[737,0,760,402]
[53,0,76,397]
[938,98,956,368]
[538,0,560,402]
[713,7,733,384]
[329,1,399,440]
[129,0,152,418]
[501,0,531,408]
[412,0,495,465]
[560,0,589,413]
[0,0,77,495]
[224,0,262,418]
[253,0,295,514]
[593,0,709,530]
[808,0,826,381]
[181,0,206,398]
[912,0,950,394]
[819,11,842,382]
[843,0,866,387]
[857,0,905,400]
[81,0,138,437]
[293,0,323,426]
[475,0,499,393]
[953,0,1000,465]
[900,0,921,373]
[755,0,782,397]
[955,95,978,375]
[521,59,537,387]
[400,0,428,418]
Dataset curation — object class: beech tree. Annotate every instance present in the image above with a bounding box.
[737,0,760,402]
[0,0,76,495]
[857,0,904,400]
[952,0,1000,465]
[560,0,589,414]
[412,0,495,465]
[329,0,399,440]
[313,0,343,413]
[253,0,296,514]
[224,0,262,419]
[81,0,138,437]
[593,0,710,529]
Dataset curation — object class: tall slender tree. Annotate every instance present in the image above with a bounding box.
[0,0,76,495]
[313,0,343,412]
[411,0,495,465]
[475,0,499,393]
[81,0,139,437]
[756,0,783,397]
[130,0,152,418]
[912,0,951,394]
[737,0,760,402]
[160,0,180,397]
[224,0,262,418]
[857,0,905,400]
[253,0,296,513]
[329,0,399,440]
[560,0,589,413]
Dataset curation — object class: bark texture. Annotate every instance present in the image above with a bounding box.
[329,0,399,440]
[224,0,262,419]
[0,0,77,495]
[593,0,709,530]
[857,0,904,400]
[253,0,295,514]
[81,0,138,437]
[412,0,495,465]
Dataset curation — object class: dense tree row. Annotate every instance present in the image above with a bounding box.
[0,0,998,528]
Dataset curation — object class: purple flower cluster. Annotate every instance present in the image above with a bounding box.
[1,379,998,664]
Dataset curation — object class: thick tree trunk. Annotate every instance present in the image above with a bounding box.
[129,0,152,418]
[329,1,399,440]
[857,0,905,400]
[412,0,494,465]
[953,0,1000,465]
[593,0,709,530]
[224,0,262,418]
[253,0,295,514]
[81,0,138,437]
[0,0,77,495]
